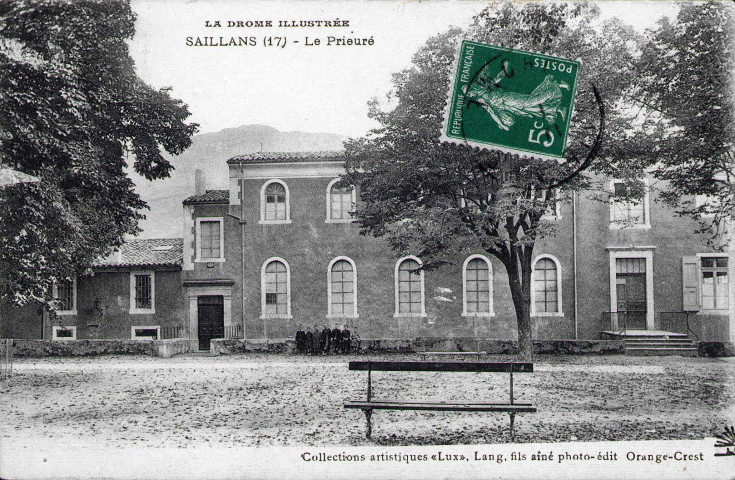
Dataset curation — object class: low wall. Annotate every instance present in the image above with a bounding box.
[698,342,735,358]
[210,337,626,355]
[11,339,190,358]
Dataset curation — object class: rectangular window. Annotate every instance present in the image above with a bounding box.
[532,188,560,219]
[56,279,75,313]
[52,326,76,340]
[135,274,152,309]
[131,326,160,340]
[611,181,647,225]
[200,220,221,259]
[701,256,728,310]
[129,271,155,314]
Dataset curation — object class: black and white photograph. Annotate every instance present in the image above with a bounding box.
[0,1,734,479]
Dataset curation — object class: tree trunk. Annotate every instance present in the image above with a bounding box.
[506,249,534,361]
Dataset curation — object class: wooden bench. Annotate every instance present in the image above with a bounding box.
[344,360,536,441]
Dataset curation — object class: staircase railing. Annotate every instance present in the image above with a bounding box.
[602,311,627,337]
[657,311,699,341]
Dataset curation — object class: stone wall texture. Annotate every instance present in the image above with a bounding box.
[11,339,190,358]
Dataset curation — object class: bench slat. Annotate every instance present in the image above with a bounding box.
[345,400,537,413]
[348,361,533,373]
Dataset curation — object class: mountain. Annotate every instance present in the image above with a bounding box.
[129,125,347,238]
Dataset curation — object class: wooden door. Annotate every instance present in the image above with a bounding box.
[616,274,647,330]
[197,295,224,351]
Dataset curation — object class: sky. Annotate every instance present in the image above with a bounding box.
[129,0,679,138]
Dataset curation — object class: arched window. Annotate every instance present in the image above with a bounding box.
[532,255,563,316]
[394,256,426,317]
[326,178,355,222]
[328,257,357,317]
[260,180,290,223]
[261,258,291,318]
[463,255,493,316]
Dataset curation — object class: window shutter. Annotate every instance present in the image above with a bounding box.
[682,256,700,312]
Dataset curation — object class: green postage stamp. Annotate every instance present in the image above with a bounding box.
[441,40,580,160]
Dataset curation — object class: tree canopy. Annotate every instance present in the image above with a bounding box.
[0,0,198,308]
[634,1,734,245]
[342,2,732,359]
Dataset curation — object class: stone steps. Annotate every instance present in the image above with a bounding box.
[624,334,698,357]
[625,346,699,357]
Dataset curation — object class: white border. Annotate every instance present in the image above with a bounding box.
[260,257,292,319]
[129,271,156,314]
[439,39,581,162]
[609,179,651,229]
[53,277,77,316]
[195,217,225,262]
[325,178,356,223]
[462,254,495,317]
[52,325,76,340]
[531,254,563,317]
[130,325,161,340]
[327,256,358,318]
[259,179,292,225]
[608,249,655,330]
[394,255,427,318]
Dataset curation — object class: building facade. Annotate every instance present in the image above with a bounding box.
[2,150,733,351]
[0,239,186,341]
[178,151,734,350]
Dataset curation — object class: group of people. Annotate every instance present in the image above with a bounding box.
[294,324,356,355]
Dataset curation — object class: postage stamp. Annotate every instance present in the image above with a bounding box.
[441,40,581,160]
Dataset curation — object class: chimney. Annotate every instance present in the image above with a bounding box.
[194,169,205,195]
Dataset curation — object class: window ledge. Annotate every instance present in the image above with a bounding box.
[608,223,651,230]
[393,313,428,318]
[129,309,156,315]
[259,220,292,225]
[325,219,356,224]
[195,258,226,263]
[461,312,496,318]
[327,314,359,319]
[260,314,293,319]
[531,312,564,317]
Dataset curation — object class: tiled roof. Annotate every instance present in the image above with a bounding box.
[226,150,345,165]
[92,238,183,268]
[182,189,229,205]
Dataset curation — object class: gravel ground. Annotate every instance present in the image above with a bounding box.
[0,353,732,447]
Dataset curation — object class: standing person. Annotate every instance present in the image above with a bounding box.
[312,325,321,355]
[305,326,314,355]
[321,324,330,356]
[341,324,351,354]
[295,324,305,354]
[352,327,361,353]
[331,324,342,354]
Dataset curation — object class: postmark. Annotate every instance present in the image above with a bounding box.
[441,40,581,160]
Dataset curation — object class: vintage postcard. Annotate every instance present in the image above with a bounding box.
[0,1,734,479]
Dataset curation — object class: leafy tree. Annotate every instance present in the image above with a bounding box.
[0,0,197,309]
[633,1,734,246]
[343,3,644,359]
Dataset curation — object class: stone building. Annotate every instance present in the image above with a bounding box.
[2,150,733,354]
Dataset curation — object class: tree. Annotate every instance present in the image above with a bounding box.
[0,0,198,309]
[633,2,734,247]
[342,3,645,360]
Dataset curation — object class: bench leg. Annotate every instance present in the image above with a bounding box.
[509,413,516,443]
[363,408,373,439]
